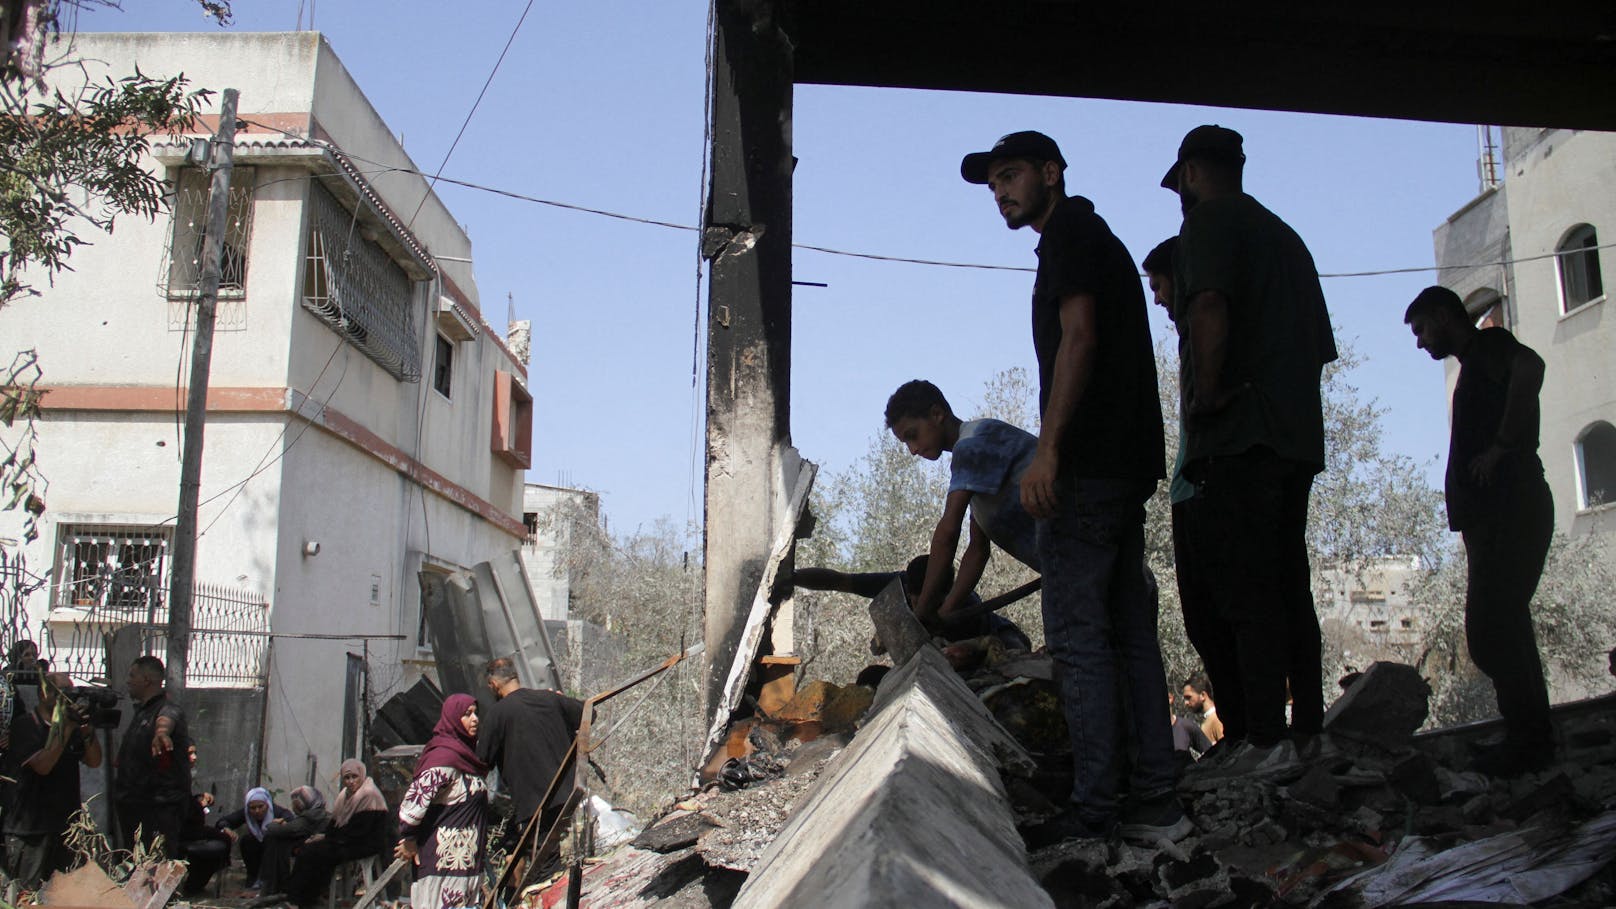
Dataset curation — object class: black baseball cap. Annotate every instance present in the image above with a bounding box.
[1160,124,1245,191]
[960,131,1066,184]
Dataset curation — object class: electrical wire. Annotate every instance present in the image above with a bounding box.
[240,120,1616,283]
[402,0,534,231]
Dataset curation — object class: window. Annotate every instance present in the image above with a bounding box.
[1576,420,1616,509]
[163,166,256,300]
[433,334,454,399]
[491,370,533,469]
[1464,288,1506,330]
[1557,224,1604,313]
[301,182,421,381]
[55,524,171,615]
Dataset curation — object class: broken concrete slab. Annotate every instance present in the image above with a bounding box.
[735,647,1049,908]
[866,577,933,669]
[38,863,138,908]
[1322,661,1431,748]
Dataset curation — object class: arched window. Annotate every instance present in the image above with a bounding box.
[1557,224,1604,314]
[1575,420,1616,509]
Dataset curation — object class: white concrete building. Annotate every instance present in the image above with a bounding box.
[1313,556,1425,648]
[1432,128,1616,544]
[0,32,532,794]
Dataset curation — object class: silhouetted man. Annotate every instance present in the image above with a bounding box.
[1406,285,1554,776]
[1163,125,1336,785]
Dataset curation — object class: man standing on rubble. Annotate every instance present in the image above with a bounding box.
[961,131,1185,844]
[478,658,585,858]
[1162,126,1336,785]
[1405,285,1555,777]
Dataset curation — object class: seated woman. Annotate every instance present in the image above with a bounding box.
[256,785,330,897]
[279,760,391,908]
[216,787,292,890]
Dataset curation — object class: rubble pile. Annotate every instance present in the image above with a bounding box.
[525,688,859,908]
[1023,666,1616,908]
[533,585,1616,909]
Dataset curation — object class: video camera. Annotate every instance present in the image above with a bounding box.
[64,685,122,729]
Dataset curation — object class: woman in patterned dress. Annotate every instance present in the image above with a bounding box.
[396,693,489,909]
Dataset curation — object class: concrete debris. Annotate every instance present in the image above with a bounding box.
[1321,661,1432,747]
[38,862,138,908]
[547,630,1616,909]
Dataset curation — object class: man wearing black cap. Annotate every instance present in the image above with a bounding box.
[961,132,1185,844]
[1162,125,1336,786]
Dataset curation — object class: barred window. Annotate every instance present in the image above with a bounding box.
[301,182,421,381]
[162,166,256,302]
[55,524,170,617]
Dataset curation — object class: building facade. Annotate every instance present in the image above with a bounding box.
[1432,127,1616,543]
[0,32,532,797]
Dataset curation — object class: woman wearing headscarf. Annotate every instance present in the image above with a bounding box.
[395,694,489,909]
[275,759,393,908]
[214,787,292,890]
[255,785,330,897]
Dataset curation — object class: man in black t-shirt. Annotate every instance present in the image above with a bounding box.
[4,672,102,887]
[1406,285,1554,777]
[1162,125,1336,787]
[478,657,584,859]
[961,131,1183,846]
[114,655,190,858]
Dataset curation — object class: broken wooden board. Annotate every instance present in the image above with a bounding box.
[698,454,816,776]
[351,857,411,909]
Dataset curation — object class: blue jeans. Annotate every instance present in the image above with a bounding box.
[1038,478,1177,823]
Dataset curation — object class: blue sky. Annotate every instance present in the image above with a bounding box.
[81,1,1480,535]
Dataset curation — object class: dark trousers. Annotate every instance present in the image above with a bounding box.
[1186,448,1323,746]
[1037,477,1177,824]
[116,799,183,860]
[1172,499,1245,742]
[4,832,71,889]
[1461,477,1554,748]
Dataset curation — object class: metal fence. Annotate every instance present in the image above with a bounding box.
[47,581,271,688]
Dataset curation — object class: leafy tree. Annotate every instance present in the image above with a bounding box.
[533,496,704,817]
[1,1,227,544]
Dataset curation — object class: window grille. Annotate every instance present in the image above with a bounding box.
[301,182,422,381]
[160,166,256,331]
[1558,224,1604,313]
[54,524,171,620]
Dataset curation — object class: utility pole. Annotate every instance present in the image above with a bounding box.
[166,89,240,699]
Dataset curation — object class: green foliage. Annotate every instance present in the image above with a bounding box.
[535,497,704,818]
[0,67,212,308]
[0,3,222,548]
[1412,528,1616,727]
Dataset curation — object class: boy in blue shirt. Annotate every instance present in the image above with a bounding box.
[884,380,1041,631]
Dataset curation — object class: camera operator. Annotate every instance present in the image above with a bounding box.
[114,656,189,859]
[3,671,102,888]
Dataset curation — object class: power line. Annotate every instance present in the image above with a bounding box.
[243,120,1615,284]
[402,0,534,230]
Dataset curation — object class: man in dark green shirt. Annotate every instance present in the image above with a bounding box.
[1163,125,1336,786]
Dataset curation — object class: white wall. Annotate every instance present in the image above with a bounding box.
[1501,129,1616,537]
